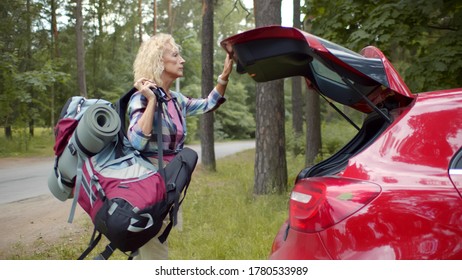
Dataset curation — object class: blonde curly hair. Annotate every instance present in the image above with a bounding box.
[133,33,180,88]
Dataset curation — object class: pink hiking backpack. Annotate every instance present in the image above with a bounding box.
[49,88,197,259]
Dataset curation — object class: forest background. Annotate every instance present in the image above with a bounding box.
[1,0,462,260]
[1,0,461,169]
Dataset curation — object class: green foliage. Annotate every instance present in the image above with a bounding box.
[0,50,18,129]
[215,79,256,139]
[286,129,304,157]
[305,0,462,93]
[0,127,54,157]
[2,0,462,139]
[285,115,359,160]
[1,0,256,140]
[321,120,357,156]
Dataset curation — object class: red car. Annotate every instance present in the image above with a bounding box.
[221,26,462,259]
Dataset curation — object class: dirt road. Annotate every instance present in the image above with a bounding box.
[0,193,88,259]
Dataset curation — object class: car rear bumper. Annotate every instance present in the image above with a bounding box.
[269,221,333,260]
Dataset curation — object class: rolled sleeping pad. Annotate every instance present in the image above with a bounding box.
[48,168,73,201]
[57,144,78,182]
[71,103,121,157]
[49,103,121,201]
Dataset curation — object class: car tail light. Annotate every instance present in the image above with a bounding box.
[289,177,381,233]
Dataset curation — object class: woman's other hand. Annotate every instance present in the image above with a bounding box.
[220,53,234,81]
[134,78,157,102]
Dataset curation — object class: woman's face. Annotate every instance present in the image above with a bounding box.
[162,44,185,80]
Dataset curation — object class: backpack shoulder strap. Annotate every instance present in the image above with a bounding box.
[156,97,166,179]
[78,227,102,260]
[115,87,138,143]
[93,243,116,260]
[78,229,117,260]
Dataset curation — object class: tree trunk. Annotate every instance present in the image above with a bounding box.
[29,120,34,136]
[291,0,303,155]
[153,0,157,35]
[4,127,12,140]
[253,0,287,194]
[291,75,303,134]
[26,0,34,136]
[51,0,60,59]
[50,0,59,126]
[305,87,321,165]
[138,0,142,43]
[200,0,216,171]
[75,0,87,98]
[168,0,173,34]
[304,14,322,166]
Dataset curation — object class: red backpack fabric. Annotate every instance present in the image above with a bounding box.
[77,147,168,258]
[49,88,198,260]
[53,118,78,157]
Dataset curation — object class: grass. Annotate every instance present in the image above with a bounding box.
[0,127,55,158]
[169,150,291,260]
[5,149,295,260]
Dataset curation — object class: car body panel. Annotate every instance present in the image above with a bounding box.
[270,89,462,259]
[272,183,462,260]
[272,184,462,260]
[270,221,333,260]
[360,46,413,101]
[320,187,462,260]
[221,26,462,260]
[340,89,462,180]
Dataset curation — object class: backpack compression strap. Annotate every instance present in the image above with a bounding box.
[153,87,168,179]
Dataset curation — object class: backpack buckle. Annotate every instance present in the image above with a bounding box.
[68,143,76,155]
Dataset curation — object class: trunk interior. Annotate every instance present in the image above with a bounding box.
[297,109,392,180]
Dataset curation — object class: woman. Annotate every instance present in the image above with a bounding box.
[127,33,233,259]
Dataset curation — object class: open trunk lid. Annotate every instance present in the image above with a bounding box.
[220,26,414,113]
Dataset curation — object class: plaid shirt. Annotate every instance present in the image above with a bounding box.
[127,88,225,156]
